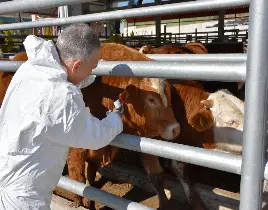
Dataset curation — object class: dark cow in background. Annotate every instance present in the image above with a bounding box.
[139,41,246,101]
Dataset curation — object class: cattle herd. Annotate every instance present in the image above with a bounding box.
[0,41,246,210]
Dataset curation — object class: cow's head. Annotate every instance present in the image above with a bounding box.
[119,78,180,141]
[201,89,244,154]
[201,89,244,130]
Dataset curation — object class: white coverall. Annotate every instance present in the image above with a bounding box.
[0,35,123,210]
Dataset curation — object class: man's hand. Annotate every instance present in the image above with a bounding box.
[112,99,124,117]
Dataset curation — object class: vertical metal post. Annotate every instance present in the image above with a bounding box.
[239,0,268,210]
[155,16,161,44]
[179,18,180,42]
[164,24,166,44]
[127,21,128,37]
[105,24,107,38]
[218,9,225,41]
[58,5,69,33]
[155,0,161,44]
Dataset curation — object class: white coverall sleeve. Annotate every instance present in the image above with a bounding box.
[45,92,123,150]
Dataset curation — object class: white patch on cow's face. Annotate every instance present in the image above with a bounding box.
[150,78,168,107]
[206,89,244,154]
[208,89,244,131]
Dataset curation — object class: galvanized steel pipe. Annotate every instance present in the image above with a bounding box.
[0,0,93,15]
[57,176,155,210]
[0,60,246,82]
[93,61,246,82]
[239,0,268,209]
[110,134,268,180]
[0,0,250,30]
[147,53,247,62]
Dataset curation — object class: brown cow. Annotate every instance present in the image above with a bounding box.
[68,43,181,210]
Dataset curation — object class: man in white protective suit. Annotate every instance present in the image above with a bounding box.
[0,23,124,210]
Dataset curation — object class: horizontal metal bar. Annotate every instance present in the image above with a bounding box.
[0,0,250,30]
[57,176,155,210]
[0,61,23,71]
[0,60,246,82]
[92,61,246,82]
[147,53,247,62]
[110,134,268,180]
[111,134,242,175]
[0,0,92,15]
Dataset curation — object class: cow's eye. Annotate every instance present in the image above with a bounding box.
[148,98,156,104]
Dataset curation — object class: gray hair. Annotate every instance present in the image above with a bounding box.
[56,23,101,62]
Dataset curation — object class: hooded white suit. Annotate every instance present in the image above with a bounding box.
[0,35,123,210]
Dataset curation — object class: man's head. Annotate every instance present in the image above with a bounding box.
[56,23,101,84]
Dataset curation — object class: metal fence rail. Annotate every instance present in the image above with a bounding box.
[0,60,246,82]
[0,0,250,30]
[239,0,268,209]
[0,0,267,209]
[0,0,92,15]
[146,54,247,62]
[58,176,155,210]
[110,134,268,180]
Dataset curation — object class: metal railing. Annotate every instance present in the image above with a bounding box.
[0,0,266,210]
[58,176,154,210]
[0,0,92,15]
[0,59,246,81]
[0,0,249,30]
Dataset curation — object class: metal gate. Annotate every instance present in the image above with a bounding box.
[0,0,267,209]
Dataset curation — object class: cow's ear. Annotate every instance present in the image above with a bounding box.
[201,99,214,109]
[119,85,138,104]
[189,110,215,132]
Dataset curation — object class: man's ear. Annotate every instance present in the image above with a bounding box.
[119,85,139,104]
[71,60,82,73]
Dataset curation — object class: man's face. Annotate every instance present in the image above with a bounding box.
[68,48,101,84]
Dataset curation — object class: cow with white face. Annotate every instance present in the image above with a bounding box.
[201,89,244,154]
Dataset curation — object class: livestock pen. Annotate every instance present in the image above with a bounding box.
[0,0,267,210]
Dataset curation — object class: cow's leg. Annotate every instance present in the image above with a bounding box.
[83,161,98,210]
[141,154,170,210]
[170,160,206,210]
[67,148,85,208]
